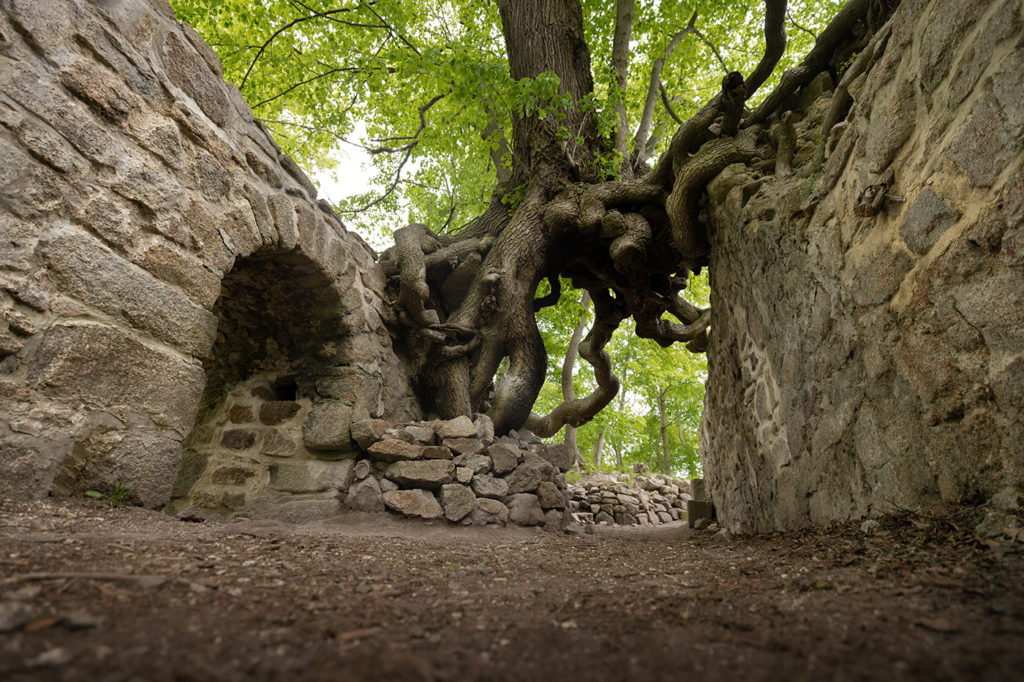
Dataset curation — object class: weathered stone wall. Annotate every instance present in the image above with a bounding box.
[702,0,1023,532]
[174,413,574,529]
[566,473,692,527]
[0,0,416,509]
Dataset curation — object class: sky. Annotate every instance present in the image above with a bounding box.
[310,134,392,251]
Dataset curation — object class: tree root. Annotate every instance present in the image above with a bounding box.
[525,290,625,437]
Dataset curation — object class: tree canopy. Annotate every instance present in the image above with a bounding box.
[171,0,843,238]
[171,0,892,472]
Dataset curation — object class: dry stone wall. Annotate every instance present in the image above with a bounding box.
[702,0,1024,533]
[0,0,416,510]
[566,473,691,527]
[175,414,574,529]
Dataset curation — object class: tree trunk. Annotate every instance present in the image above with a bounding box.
[562,291,591,469]
[657,386,670,474]
[593,430,605,471]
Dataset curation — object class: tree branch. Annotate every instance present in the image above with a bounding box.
[743,0,788,100]
[239,6,380,89]
[611,0,637,172]
[631,13,696,167]
[693,27,730,74]
[745,0,880,128]
[787,10,818,40]
[659,84,684,124]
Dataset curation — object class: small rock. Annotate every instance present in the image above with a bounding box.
[346,476,384,512]
[367,438,424,462]
[487,442,519,475]
[385,460,455,489]
[453,452,491,474]
[692,517,712,530]
[860,519,881,535]
[455,466,473,484]
[974,509,1020,541]
[512,428,542,445]
[443,438,484,456]
[471,498,509,526]
[176,506,206,523]
[538,443,573,472]
[440,484,476,522]
[29,647,73,667]
[713,528,734,542]
[690,478,706,501]
[536,481,566,509]
[258,401,301,425]
[507,493,545,526]
[422,445,454,460]
[505,458,551,494]
[438,415,477,439]
[471,474,509,500]
[350,418,389,450]
[228,404,253,423]
[220,429,257,450]
[382,489,443,519]
[387,423,436,444]
[0,601,34,633]
[63,611,104,630]
[353,459,371,480]
[474,414,495,441]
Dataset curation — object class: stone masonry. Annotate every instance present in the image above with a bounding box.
[702,0,1024,533]
[173,413,574,530]
[566,473,692,527]
[0,0,417,509]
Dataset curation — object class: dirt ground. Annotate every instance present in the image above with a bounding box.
[0,499,1021,681]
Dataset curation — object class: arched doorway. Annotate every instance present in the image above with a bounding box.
[168,249,365,522]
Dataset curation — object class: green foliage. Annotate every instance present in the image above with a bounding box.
[84,480,135,508]
[110,480,134,508]
[169,0,844,239]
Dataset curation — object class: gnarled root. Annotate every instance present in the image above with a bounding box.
[665,128,760,268]
[524,289,625,437]
[392,223,441,326]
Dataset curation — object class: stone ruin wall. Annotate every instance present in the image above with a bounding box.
[702,0,1024,533]
[0,0,418,513]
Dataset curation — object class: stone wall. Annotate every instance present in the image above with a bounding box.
[0,0,416,509]
[702,0,1024,532]
[566,473,691,527]
[174,414,574,528]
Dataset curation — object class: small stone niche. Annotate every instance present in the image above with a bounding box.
[169,250,361,522]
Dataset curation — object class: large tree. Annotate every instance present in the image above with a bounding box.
[174,0,895,436]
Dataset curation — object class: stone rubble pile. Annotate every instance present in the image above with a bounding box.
[567,473,692,526]
[347,415,572,530]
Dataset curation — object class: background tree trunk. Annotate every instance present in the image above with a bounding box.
[562,291,591,469]
[593,430,605,470]
[657,386,670,474]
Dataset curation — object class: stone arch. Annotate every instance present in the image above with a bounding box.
[168,245,376,521]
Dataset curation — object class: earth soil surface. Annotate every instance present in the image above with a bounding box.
[1,499,1022,681]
